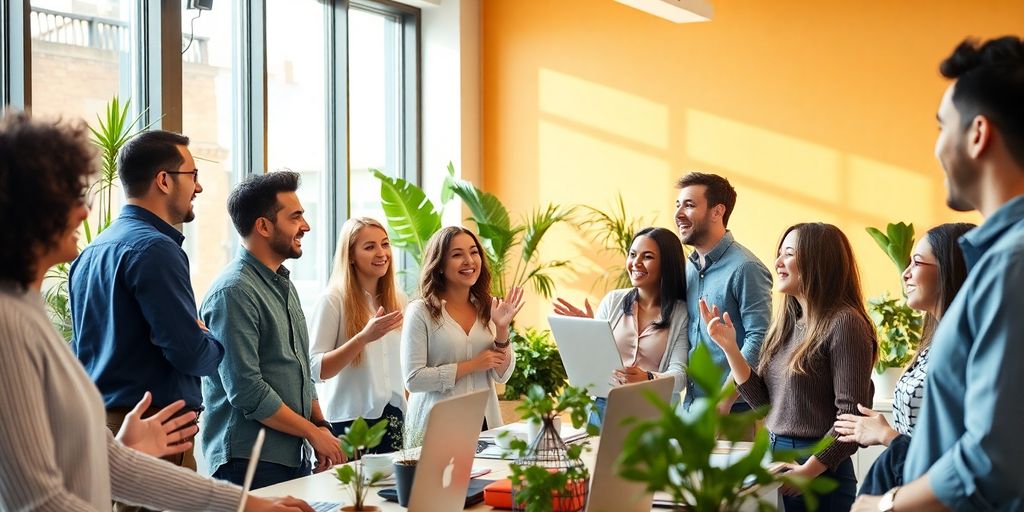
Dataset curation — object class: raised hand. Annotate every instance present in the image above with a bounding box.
[553,297,593,318]
[834,403,899,447]
[116,391,198,458]
[699,298,738,354]
[360,306,404,343]
[491,286,525,329]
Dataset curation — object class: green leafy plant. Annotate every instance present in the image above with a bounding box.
[505,384,598,512]
[334,417,390,510]
[502,327,568,400]
[865,222,924,372]
[43,97,153,341]
[578,193,655,291]
[616,344,837,511]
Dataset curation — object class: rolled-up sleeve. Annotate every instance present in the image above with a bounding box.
[732,261,773,367]
[307,293,342,383]
[927,252,1024,510]
[202,287,282,421]
[402,302,457,393]
[128,241,224,377]
[491,345,516,384]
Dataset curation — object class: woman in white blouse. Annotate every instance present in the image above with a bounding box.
[308,217,407,453]
[553,227,689,426]
[833,222,974,495]
[401,226,524,440]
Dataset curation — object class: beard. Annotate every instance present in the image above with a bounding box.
[270,229,302,259]
[943,140,979,212]
[182,207,196,223]
[679,218,710,246]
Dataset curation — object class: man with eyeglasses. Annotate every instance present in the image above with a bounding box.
[69,130,223,512]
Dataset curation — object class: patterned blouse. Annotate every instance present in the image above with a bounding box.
[893,345,931,436]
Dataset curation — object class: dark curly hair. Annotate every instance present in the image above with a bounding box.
[0,112,95,288]
[227,171,300,237]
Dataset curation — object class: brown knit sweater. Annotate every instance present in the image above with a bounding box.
[737,307,875,468]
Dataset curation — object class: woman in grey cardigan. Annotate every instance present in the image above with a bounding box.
[554,227,689,425]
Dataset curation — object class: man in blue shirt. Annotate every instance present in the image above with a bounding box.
[854,36,1024,511]
[70,131,223,485]
[201,172,343,490]
[674,172,773,412]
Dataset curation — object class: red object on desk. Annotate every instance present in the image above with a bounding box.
[483,475,588,511]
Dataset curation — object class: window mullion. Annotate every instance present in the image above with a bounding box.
[1,0,31,110]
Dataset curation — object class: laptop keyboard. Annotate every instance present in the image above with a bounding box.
[309,502,342,512]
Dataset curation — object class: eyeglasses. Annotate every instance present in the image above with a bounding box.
[165,169,199,182]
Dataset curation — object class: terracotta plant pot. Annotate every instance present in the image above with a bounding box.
[393,460,418,507]
[340,506,380,512]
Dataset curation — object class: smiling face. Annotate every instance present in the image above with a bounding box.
[935,83,979,212]
[626,235,662,291]
[902,237,940,316]
[351,225,392,282]
[267,191,310,260]
[442,232,482,288]
[774,229,801,298]
[674,185,714,246]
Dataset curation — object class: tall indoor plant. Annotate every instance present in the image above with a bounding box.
[577,193,654,292]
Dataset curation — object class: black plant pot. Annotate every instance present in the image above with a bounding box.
[393,460,417,507]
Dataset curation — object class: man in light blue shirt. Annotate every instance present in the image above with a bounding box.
[854,36,1024,511]
[674,172,773,412]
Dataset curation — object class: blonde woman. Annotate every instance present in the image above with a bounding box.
[308,217,406,453]
[402,226,524,438]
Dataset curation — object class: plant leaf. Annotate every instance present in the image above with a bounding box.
[371,169,441,265]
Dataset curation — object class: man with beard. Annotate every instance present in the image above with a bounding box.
[200,171,343,489]
[854,37,1024,512]
[70,130,223,511]
[673,172,772,413]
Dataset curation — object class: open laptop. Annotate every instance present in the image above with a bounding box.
[586,377,674,512]
[548,316,625,397]
[235,428,266,512]
[407,389,490,512]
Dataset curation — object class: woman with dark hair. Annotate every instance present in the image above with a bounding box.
[0,113,310,511]
[833,223,975,495]
[401,226,525,438]
[701,222,877,511]
[554,227,689,425]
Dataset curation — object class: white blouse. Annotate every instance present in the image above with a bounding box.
[401,299,516,439]
[308,289,408,423]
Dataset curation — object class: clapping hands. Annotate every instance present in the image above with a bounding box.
[553,297,593,318]
[699,298,738,354]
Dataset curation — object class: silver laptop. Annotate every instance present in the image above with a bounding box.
[235,428,266,512]
[408,389,490,512]
[586,378,674,512]
[548,315,625,398]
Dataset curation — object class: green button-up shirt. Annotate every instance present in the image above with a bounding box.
[199,249,316,470]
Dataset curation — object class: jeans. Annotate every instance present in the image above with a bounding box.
[589,397,607,432]
[330,403,405,455]
[859,434,910,496]
[213,458,312,490]
[770,433,857,512]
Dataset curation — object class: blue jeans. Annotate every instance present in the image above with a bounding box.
[770,433,856,512]
[589,397,607,431]
[213,458,312,490]
[330,403,405,455]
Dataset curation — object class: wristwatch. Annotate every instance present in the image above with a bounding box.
[493,338,511,349]
[878,486,901,512]
[646,371,655,381]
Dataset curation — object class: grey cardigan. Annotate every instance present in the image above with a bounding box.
[596,288,689,396]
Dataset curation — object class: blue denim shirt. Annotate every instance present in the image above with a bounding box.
[69,205,224,410]
[904,195,1024,510]
[683,232,773,407]
[199,249,317,470]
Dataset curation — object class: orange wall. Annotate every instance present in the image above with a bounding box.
[481,0,1019,329]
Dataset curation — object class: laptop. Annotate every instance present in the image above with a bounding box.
[407,389,490,512]
[548,316,625,397]
[586,377,674,512]
[235,428,266,512]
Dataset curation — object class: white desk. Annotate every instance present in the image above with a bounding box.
[253,436,780,511]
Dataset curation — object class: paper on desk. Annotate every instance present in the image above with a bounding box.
[479,422,589,443]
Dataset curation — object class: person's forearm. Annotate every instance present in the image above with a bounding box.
[318,334,368,379]
[893,474,950,511]
[257,404,318,440]
[310,400,326,426]
[880,427,901,447]
[722,346,752,384]
[495,325,510,344]
[456,360,479,381]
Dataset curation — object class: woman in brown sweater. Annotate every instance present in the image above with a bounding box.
[700,222,877,512]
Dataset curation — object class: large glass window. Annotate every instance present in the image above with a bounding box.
[266,0,328,313]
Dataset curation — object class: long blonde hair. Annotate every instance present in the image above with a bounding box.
[758,223,877,375]
[327,217,400,366]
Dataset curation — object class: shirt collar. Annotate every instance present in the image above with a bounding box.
[688,230,735,267]
[959,194,1024,268]
[238,247,291,281]
[120,205,184,246]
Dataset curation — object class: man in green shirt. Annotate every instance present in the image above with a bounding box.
[200,171,344,489]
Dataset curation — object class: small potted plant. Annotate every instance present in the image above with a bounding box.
[334,417,389,512]
[499,327,569,422]
[392,421,423,507]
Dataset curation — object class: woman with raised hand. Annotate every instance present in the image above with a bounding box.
[701,222,877,511]
[0,113,311,511]
[553,227,689,426]
[401,226,524,438]
[833,223,974,496]
[308,217,406,453]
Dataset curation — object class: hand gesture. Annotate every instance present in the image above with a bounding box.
[699,298,738,354]
[491,287,525,329]
[245,496,315,512]
[553,297,593,318]
[834,404,899,447]
[116,392,198,458]
[360,306,403,343]
[612,365,649,385]
[307,426,345,472]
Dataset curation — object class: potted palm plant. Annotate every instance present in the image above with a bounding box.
[334,418,389,512]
